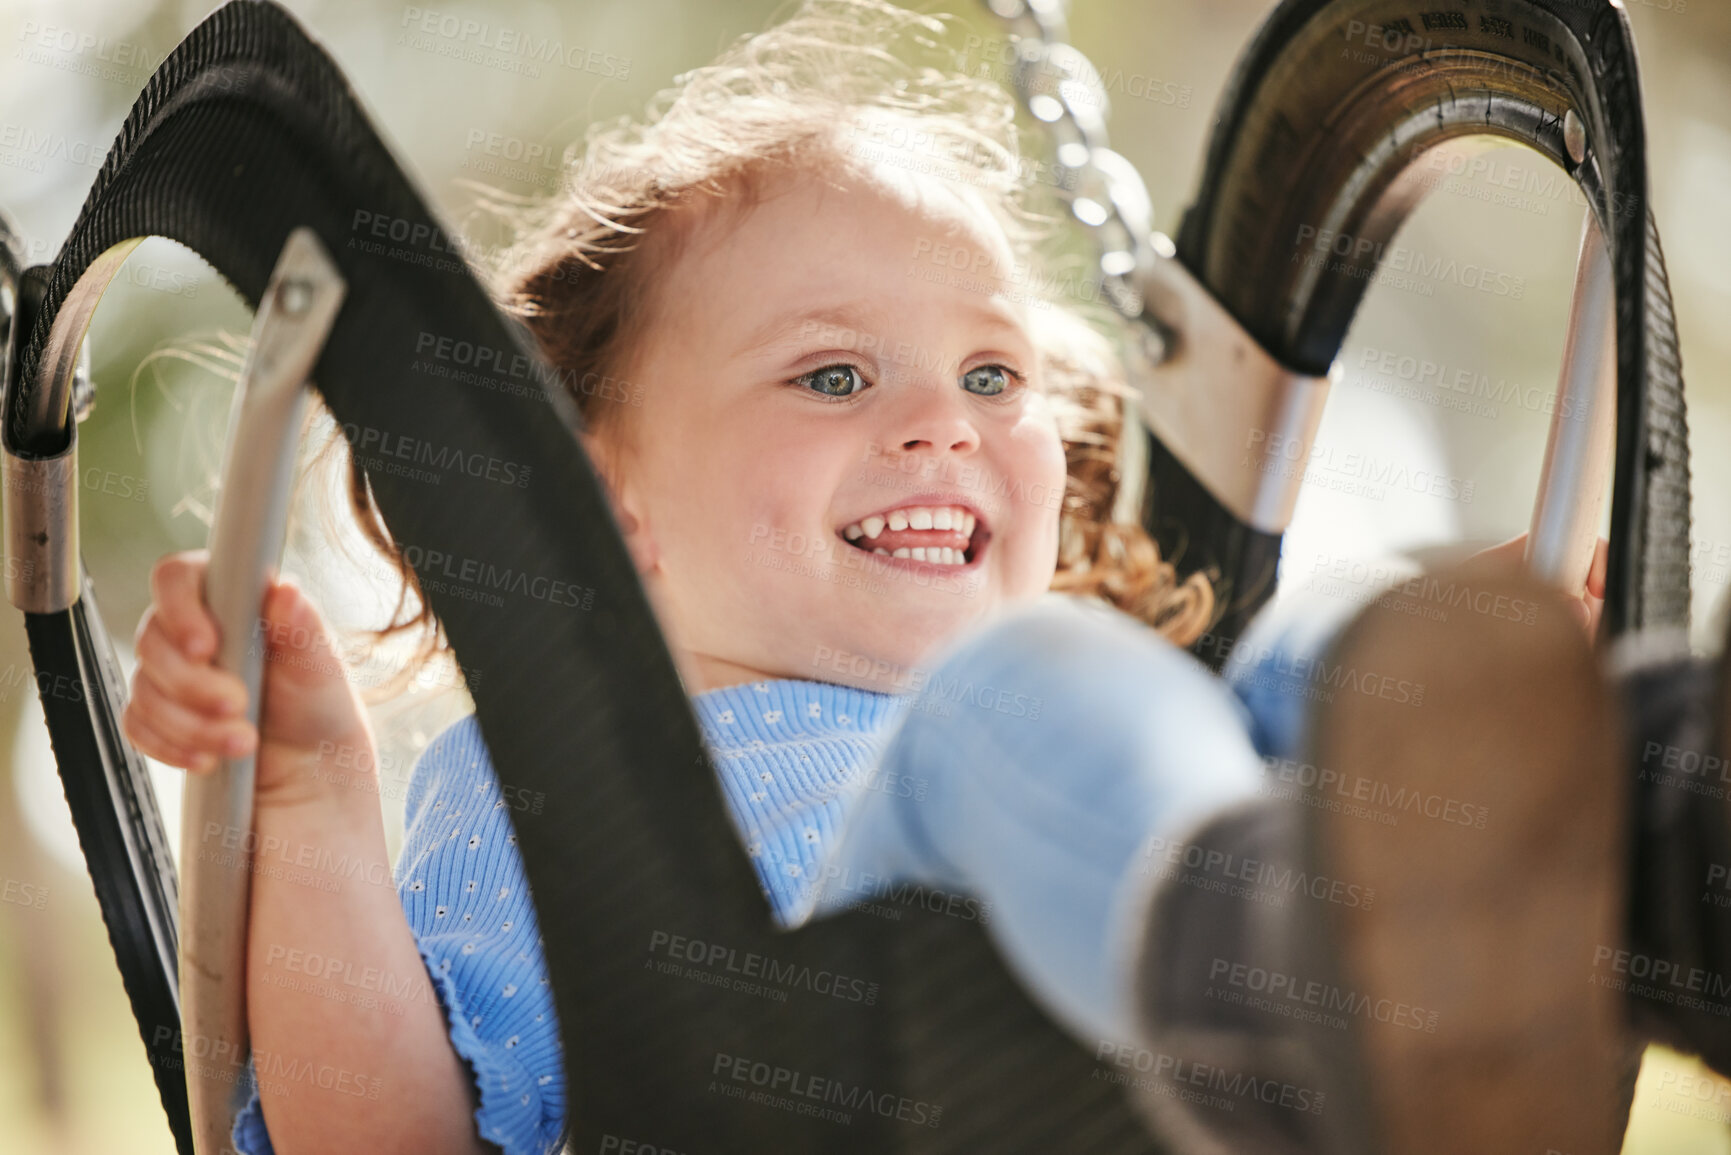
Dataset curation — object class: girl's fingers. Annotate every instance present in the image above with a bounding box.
[1587,537,1609,599]
[122,698,219,774]
[147,552,219,661]
[128,671,257,762]
[1475,533,1528,569]
[136,615,250,717]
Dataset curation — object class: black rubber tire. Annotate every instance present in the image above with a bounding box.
[1151,0,1691,662]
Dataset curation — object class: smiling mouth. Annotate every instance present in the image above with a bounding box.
[836,504,988,568]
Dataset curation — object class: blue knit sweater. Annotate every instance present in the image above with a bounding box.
[233,677,909,1155]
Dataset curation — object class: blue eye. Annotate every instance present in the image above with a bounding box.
[962,364,1016,397]
[797,364,868,398]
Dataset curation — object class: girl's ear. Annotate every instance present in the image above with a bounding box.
[580,429,661,577]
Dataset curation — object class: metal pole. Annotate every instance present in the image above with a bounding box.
[1527,210,1616,601]
[178,227,344,1154]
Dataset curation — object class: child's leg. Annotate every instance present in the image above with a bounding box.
[811,590,1272,1045]
[1129,563,1634,1155]
[816,572,1731,1089]
[1233,580,1731,1078]
[815,568,1640,1153]
[1215,584,1375,763]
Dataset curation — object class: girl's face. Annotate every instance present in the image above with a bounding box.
[586,161,1069,695]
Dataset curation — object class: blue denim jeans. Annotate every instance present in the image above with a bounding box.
[812,584,1368,1047]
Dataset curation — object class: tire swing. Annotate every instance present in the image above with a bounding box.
[2,0,1686,1152]
[986,0,1690,659]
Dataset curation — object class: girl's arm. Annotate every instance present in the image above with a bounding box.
[244,740,496,1155]
[123,552,495,1155]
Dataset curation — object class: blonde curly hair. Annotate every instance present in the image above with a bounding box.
[327,0,1215,693]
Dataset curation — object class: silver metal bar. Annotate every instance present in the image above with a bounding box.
[1526,211,1616,597]
[179,227,345,1155]
[3,240,140,613]
[1132,249,1336,534]
[4,443,79,612]
[33,239,141,443]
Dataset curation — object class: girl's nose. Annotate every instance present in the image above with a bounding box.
[888,375,982,457]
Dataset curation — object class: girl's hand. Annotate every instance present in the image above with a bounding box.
[122,550,375,810]
[1468,533,1608,636]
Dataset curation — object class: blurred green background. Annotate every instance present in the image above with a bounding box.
[0,0,1728,1151]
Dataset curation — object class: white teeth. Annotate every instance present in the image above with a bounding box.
[841,505,980,557]
[893,548,911,559]
[873,548,889,555]
[911,547,928,562]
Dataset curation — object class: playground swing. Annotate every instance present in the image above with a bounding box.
[0,0,1689,1151]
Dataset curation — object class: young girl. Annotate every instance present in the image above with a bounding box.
[121,2,1668,1153]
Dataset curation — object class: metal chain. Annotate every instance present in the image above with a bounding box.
[976,0,1172,360]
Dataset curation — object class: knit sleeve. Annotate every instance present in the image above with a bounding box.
[230,715,567,1155]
